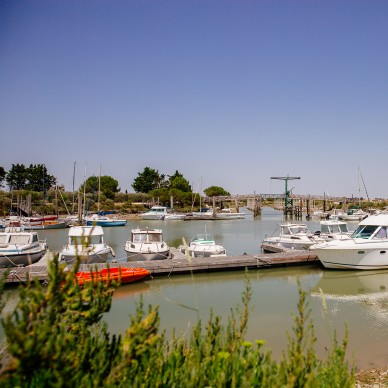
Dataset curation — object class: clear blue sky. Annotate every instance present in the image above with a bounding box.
[1,0,387,198]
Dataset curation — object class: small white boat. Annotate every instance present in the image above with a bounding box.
[188,208,215,220]
[216,208,245,220]
[315,220,352,240]
[0,226,47,268]
[164,212,186,220]
[140,206,185,221]
[140,206,168,220]
[314,213,388,270]
[338,208,369,221]
[125,228,170,261]
[261,223,323,253]
[59,225,115,264]
[85,214,127,227]
[179,233,226,258]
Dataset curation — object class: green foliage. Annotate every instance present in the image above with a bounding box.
[0,257,119,386]
[5,164,27,190]
[0,167,5,188]
[168,170,192,192]
[0,268,354,387]
[5,164,56,192]
[204,186,231,197]
[80,175,119,200]
[132,167,166,193]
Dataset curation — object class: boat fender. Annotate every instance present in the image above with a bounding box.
[110,248,116,257]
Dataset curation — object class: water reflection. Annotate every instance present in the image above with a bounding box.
[309,269,388,368]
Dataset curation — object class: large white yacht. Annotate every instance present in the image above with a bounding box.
[314,213,388,270]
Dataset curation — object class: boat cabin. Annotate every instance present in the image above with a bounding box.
[67,226,105,245]
[350,213,388,239]
[280,224,311,236]
[0,229,39,246]
[320,221,349,235]
[131,229,163,243]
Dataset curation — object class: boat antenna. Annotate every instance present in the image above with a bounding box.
[358,167,370,202]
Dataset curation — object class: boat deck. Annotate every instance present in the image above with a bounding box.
[0,248,319,284]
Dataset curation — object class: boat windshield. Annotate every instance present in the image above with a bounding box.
[71,236,102,245]
[351,225,379,239]
[148,233,162,242]
[133,233,162,243]
[9,235,31,244]
[288,226,309,235]
[193,234,214,242]
[322,224,349,234]
[373,226,387,239]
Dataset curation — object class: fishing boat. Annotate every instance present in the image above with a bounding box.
[261,222,323,253]
[314,213,388,270]
[0,226,47,268]
[85,214,127,227]
[179,233,226,257]
[75,267,150,286]
[124,228,170,261]
[59,225,115,264]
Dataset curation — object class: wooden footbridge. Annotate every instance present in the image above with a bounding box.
[0,248,320,285]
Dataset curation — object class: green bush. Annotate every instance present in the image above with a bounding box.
[0,260,354,387]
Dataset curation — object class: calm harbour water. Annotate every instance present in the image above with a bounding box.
[3,207,388,369]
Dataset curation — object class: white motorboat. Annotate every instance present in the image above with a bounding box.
[59,225,115,264]
[216,208,245,220]
[338,208,369,221]
[85,214,127,227]
[140,206,169,220]
[315,220,352,240]
[0,226,47,268]
[140,206,186,221]
[314,213,388,270]
[261,223,323,253]
[179,233,226,258]
[125,228,170,261]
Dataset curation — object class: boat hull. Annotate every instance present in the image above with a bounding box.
[59,252,110,264]
[86,220,127,227]
[179,245,226,258]
[315,241,388,270]
[76,267,150,286]
[125,249,170,261]
[24,221,69,230]
[0,249,46,268]
[261,237,316,253]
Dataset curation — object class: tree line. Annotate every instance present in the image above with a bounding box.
[0,164,231,199]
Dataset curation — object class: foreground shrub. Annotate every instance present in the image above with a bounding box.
[0,260,354,387]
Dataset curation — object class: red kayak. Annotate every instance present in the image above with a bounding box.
[75,267,150,286]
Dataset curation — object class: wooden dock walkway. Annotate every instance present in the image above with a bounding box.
[0,248,320,285]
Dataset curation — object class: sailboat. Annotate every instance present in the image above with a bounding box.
[84,165,127,227]
[338,167,369,221]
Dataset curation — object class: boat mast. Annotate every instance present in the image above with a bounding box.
[72,161,76,215]
[98,164,101,214]
[83,163,87,217]
[358,167,370,202]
